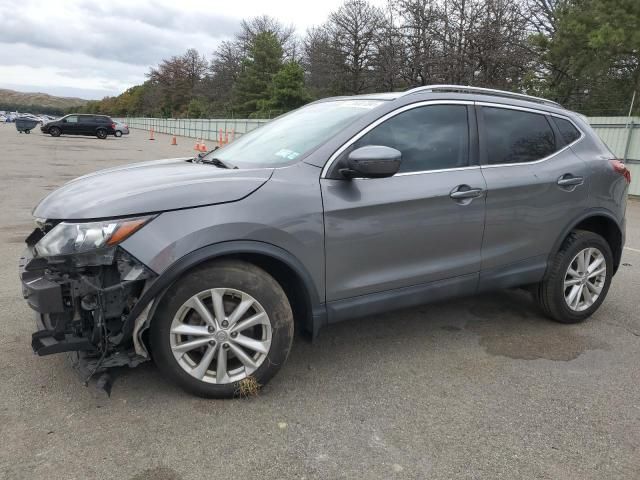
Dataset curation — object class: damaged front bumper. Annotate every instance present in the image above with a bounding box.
[19,230,157,373]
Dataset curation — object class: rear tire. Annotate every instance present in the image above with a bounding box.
[114,130,122,138]
[96,129,107,139]
[49,127,61,137]
[25,129,30,134]
[150,260,294,398]
[535,230,613,323]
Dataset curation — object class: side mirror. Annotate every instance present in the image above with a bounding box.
[341,145,402,179]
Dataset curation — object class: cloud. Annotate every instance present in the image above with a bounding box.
[0,0,237,66]
[0,0,387,98]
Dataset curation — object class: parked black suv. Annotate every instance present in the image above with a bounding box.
[41,114,116,139]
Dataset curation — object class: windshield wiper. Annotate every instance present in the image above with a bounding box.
[192,148,237,169]
[200,157,236,169]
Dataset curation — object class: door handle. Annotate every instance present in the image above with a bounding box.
[557,174,584,187]
[449,185,484,200]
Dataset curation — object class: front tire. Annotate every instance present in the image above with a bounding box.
[150,260,294,398]
[535,230,613,323]
[49,127,61,137]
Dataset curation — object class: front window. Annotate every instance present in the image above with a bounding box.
[351,104,470,173]
[204,100,385,168]
[65,115,78,123]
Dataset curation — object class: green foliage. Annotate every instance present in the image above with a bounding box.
[187,98,207,118]
[66,5,640,119]
[256,62,312,117]
[537,0,640,114]
[0,103,65,115]
[232,32,285,114]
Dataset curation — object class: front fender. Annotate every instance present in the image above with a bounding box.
[118,240,324,346]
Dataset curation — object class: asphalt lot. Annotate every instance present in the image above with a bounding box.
[1,123,639,480]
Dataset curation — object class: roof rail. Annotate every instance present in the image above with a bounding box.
[403,84,562,108]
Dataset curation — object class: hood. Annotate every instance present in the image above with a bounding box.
[33,157,273,219]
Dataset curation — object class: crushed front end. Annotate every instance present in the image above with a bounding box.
[19,217,157,378]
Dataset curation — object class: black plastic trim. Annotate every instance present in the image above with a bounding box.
[327,273,478,324]
[547,208,625,275]
[478,255,548,291]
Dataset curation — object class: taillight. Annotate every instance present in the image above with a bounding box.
[610,159,631,184]
[111,123,116,130]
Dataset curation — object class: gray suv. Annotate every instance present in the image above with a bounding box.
[19,85,630,398]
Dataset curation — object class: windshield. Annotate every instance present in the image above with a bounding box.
[204,100,385,168]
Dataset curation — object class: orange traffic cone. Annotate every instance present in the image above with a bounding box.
[194,139,201,151]
[149,128,155,140]
[199,141,207,152]
[171,136,177,146]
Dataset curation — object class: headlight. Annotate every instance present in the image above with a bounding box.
[35,216,153,261]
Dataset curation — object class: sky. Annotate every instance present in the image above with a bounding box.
[0,0,385,100]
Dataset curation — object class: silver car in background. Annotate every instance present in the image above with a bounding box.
[114,121,129,137]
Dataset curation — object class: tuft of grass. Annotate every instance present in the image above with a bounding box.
[236,376,261,398]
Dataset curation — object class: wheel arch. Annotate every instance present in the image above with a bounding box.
[551,209,624,275]
[119,241,325,347]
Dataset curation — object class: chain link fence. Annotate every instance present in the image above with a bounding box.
[116,117,269,142]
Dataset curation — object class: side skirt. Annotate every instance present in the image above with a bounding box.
[477,255,548,292]
[326,273,479,324]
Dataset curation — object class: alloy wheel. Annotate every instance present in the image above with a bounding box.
[563,247,607,312]
[169,288,272,384]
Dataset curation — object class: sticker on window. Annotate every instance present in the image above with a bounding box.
[275,149,300,160]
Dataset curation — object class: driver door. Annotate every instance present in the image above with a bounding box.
[321,102,486,308]
[61,115,80,135]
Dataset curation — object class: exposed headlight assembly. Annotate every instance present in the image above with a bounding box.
[35,216,154,266]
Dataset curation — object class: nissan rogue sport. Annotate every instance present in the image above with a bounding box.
[19,85,630,398]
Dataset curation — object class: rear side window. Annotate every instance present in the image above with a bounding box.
[482,107,556,165]
[553,117,581,145]
[352,104,469,173]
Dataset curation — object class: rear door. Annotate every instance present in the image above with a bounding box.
[321,102,487,301]
[477,103,589,288]
[79,115,96,135]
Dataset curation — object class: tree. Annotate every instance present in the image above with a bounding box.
[535,0,640,113]
[207,40,243,112]
[256,61,312,116]
[325,0,385,94]
[232,31,284,114]
[237,15,297,59]
[302,26,340,97]
[148,48,208,116]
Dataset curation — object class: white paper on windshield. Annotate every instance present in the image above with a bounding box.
[274,148,301,160]
[336,100,384,109]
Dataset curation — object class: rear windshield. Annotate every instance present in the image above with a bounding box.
[205,100,385,168]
